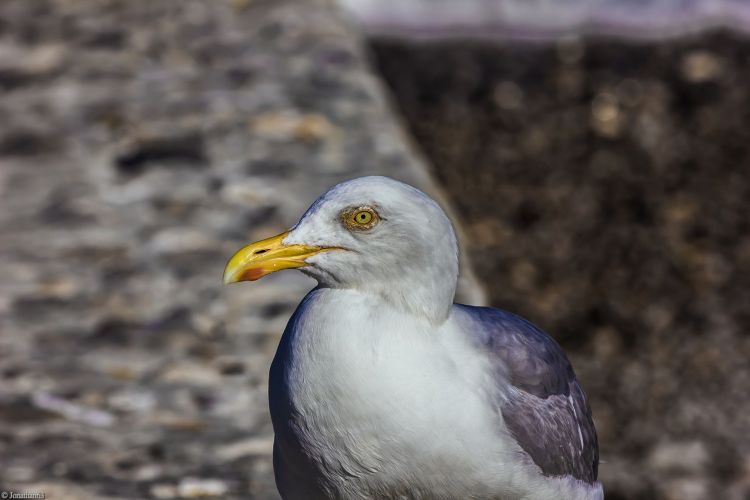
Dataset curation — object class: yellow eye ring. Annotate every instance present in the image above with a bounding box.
[342,207,380,230]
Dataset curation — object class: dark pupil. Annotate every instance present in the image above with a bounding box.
[358,214,366,221]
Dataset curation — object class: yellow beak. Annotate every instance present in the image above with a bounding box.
[223,231,338,284]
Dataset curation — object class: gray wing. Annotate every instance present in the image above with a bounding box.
[457,304,599,484]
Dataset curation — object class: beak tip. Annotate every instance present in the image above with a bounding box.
[223,267,264,284]
[222,270,238,285]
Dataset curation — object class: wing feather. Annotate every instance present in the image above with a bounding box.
[457,304,599,484]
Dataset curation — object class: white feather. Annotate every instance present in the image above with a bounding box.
[263,176,603,499]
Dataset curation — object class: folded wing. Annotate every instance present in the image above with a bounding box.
[457,305,599,484]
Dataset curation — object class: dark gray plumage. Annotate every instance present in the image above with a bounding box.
[457,304,599,484]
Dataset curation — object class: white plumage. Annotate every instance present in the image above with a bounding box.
[224,176,602,500]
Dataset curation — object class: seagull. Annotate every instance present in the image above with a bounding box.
[223,176,602,500]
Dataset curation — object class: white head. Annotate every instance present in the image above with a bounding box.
[223,176,459,323]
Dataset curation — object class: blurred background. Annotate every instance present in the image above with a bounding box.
[1,0,748,499]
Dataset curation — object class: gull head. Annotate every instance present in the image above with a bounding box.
[223,176,459,322]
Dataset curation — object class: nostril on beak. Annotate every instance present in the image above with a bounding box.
[254,249,269,255]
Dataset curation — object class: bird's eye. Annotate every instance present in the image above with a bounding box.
[355,211,372,224]
[342,207,379,230]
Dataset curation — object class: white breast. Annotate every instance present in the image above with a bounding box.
[268,288,603,500]
[270,288,513,499]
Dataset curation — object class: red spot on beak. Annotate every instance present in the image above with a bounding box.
[241,267,266,281]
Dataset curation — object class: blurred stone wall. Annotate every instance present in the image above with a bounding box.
[0,1,483,499]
